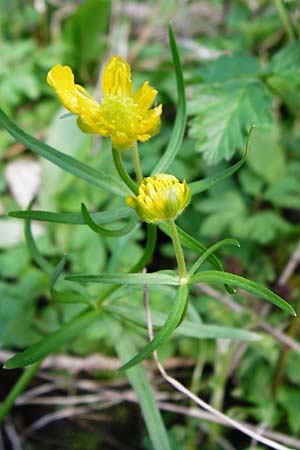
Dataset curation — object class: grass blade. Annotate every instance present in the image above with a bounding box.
[151,24,186,174]
[105,317,171,450]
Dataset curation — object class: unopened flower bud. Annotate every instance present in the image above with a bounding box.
[126,174,191,223]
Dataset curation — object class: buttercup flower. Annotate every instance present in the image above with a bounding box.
[47,57,162,150]
[126,174,191,223]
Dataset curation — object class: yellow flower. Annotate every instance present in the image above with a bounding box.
[126,174,191,223]
[47,56,162,150]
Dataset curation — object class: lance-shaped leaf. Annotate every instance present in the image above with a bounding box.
[106,304,260,342]
[9,207,132,225]
[0,107,128,197]
[4,309,100,369]
[66,272,179,286]
[189,238,240,275]
[152,24,186,174]
[189,271,296,316]
[81,203,137,237]
[50,255,92,305]
[119,285,188,372]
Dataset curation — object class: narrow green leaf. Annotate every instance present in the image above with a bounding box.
[159,222,235,294]
[190,126,253,195]
[4,309,100,369]
[151,24,186,174]
[50,255,91,305]
[105,317,171,450]
[9,207,132,225]
[81,203,136,237]
[106,304,260,341]
[189,238,240,275]
[189,270,296,316]
[66,272,179,286]
[0,107,128,197]
[24,202,53,274]
[119,285,188,372]
[190,150,247,195]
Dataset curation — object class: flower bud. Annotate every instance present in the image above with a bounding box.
[126,174,191,223]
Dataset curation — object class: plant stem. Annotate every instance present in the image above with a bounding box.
[273,0,295,42]
[132,142,143,184]
[272,297,300,397]
[167,219,187,278]
[0,361,41,424]
[112,147,138,195]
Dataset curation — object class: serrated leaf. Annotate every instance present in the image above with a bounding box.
[200,54,261,82]
[244,211,290,244]
[189,79,273,164]
[119,285,188,372]
[268,43,300,83]
[264,162,300,209]
[4,309,101,369]
[189,270,295,316]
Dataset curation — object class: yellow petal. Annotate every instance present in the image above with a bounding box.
[137,104,162,142]
[47,64,82,114]
[134,82,157,115]
[102,56,133,97]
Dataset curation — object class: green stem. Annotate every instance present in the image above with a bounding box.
[167,219,187,278]
[132,143,143,184]
[273,0,295,42]
[0,361,41,424]
[112,147,138,195]
[97,224,157,305]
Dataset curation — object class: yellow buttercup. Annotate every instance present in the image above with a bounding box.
[126,174,191,223]
[47,56,162,150]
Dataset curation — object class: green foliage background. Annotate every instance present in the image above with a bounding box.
[0,1,300,449]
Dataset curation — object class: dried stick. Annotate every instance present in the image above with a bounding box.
[142,283,293,450]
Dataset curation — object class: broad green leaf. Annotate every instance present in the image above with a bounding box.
[159,222,235,294]
[105,317,171,450]
[268,43,300,84]
[247,127,285,183]
[9,206,132,225]
[151,24,186,174]
[189,79,272,164]
[4,309,100,369]
[106,304,260,342]
[0,107,128,197]
[81,203,137,237]
[66,272,179,286]
[265,162,300,209]
[189,271,296,316]
[199,54,261,82]
[119,285,188,372]
[189,238,240,275]
[244,211,290,244]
